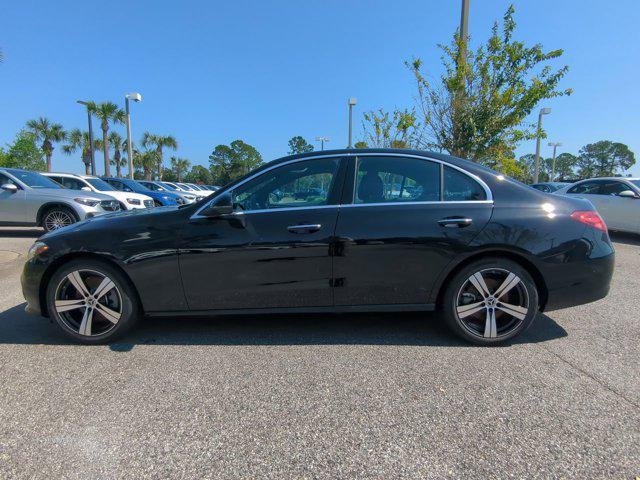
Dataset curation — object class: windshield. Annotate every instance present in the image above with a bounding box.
[189,184,204,191]
[142,182,164,191]
[177,183,194,191]
[5,169,61,189]
[630,180,640,189]
[161,182,178,191]
[86,178,116,191]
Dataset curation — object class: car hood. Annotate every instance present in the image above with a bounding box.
[27,188,115,201]
[40,205,183,240]
[96,190,153,202]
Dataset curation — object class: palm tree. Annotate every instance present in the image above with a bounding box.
[170,157,191,182]
[135,150,159,180]
[62,129,99,174]
[88,102,125,177]
[141,133,178,180]
[108,132,125,177]
[25,117,66,172]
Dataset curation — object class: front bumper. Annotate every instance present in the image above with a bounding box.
[21,255,49,317]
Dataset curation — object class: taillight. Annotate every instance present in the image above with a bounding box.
[570,210,607,232]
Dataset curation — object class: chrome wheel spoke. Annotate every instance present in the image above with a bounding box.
[469,272,490,299]
[483,308,497,338]
[95,302,121,324]
[494,273,521,300]
[93,277,115,300]
[496,302,528,320]
[55,298,85,312]
[456,301,485,319]
[67,271,90,297]
[78,307,94,336]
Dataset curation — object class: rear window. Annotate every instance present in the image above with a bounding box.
[443,166,487,201]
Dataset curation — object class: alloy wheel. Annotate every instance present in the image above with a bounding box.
[54,269,122,337]
[455,268,530,339]
[44,210,74,231]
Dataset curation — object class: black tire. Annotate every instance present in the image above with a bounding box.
[42,206,77,233]
[46,258,140,344]
[441,257,539,346]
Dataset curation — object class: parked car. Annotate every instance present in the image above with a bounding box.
[43,173,154,210]
[102,177,185,206]
[22,149,614,345]
[555,177,640,234]
[184,183,216,196]
[137,180,202,204]
[530,182,571,193]
[204,185,220,191]
[0,167,120,232]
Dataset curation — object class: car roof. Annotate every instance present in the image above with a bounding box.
[575,177,638,182]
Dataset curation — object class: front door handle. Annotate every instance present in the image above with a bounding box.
[438,217,473,228]
[287,223,322,233]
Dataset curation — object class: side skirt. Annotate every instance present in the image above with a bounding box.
[146,303,436,318]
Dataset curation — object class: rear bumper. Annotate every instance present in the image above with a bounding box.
[543,252,615,311]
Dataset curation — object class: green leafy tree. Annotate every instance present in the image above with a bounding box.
[133,149,160,180]
[141,133,178,180]
[88,102,125,176]
[0,131,46,170]
[170,156,191,182]
[551,152,578,181]
[108,132,126,178]
[62,129,99,174]
[287,136,314,155]
[25,117,66,172]
[354,141,369,149]
[185,165,214,185]
[209,140,262,185]
[359,108,419,149]
[407,5,571,167]
[576,141,635,178]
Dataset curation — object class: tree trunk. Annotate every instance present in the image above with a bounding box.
[156,150,163,180]
[115,150,122,177]
[46,153,52,172]
[102,125,111,177]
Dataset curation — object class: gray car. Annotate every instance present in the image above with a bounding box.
[0,167,120,232]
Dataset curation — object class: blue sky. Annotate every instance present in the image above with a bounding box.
[1,0,639,175]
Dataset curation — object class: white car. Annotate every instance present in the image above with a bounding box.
[137,180,202,204]
[44,173,154,210]
[165,181,216,197]
[555,177,640,234]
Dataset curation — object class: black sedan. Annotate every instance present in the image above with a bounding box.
[21,149,614,345]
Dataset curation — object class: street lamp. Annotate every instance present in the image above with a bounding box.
[76,100,96,175]
[348,97,357,148]
[315,136,330,151]
[125,92,142,179]
[548,141,562,181]
[533,107,551,183]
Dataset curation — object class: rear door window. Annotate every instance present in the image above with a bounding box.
[443,166,487,201]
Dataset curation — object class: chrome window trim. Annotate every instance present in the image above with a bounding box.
[191,153,493,220]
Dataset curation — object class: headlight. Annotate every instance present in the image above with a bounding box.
[127,198,141,205]
[184,194,195,200]
[27,241,49,260]
[176,197,185,205]
[74,197,101,207]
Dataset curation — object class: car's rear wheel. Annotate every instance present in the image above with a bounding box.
[46,259,140,344]
[442,258,539,345]
[42,207,76,233]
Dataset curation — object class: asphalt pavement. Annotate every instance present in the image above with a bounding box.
[0,227,638,479]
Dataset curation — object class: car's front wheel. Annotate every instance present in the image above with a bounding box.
[42,207,77,233]
[46,259,140,344]
[442,257,539,345]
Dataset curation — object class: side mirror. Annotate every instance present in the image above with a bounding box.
[81,186,91,192]
[200,191,234,218]
[618,190,638,199]
[1,183,18,193]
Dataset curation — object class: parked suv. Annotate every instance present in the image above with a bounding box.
[102,177,184,206]
[0,168,120,232]
[43,173,154,210]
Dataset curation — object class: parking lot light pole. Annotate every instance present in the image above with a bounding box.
[76,100,96,176]
[548,141,562,181]
[533,107,551,183]
[125,93,142,179]
[348,98,357,148]
[315,136,329,151]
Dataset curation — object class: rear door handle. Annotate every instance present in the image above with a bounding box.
[287,223,322,233]
[438,217,473,228]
